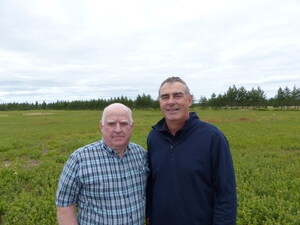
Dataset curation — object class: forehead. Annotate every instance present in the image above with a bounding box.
[105,112,129,119]
[103,109,130,121]
[160,82,186,95]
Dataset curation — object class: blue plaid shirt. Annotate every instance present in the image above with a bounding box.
[56,139,149,225]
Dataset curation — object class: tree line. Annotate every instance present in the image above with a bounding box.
[0,85,299,111]
[199,85,300,109]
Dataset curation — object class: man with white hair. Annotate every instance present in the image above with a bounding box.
[56,103,149,225]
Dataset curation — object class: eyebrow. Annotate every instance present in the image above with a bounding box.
[106,119,129,123]
[160,92,184,97]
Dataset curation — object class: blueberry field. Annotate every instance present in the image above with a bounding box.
[0,109,299,224]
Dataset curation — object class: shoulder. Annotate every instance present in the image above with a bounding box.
[199,120,221,131]
[192,119,227,140]
[127,142,148,164]
[128,142,146,153]
[147,129,157,138]
[69,140,103,161]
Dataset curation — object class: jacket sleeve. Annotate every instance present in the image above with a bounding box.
[211,133,237,225]
[145,135,152,219]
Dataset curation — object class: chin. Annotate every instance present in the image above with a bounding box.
[166,116,180,121]
[112,140,125,145]
[164,111,178,117]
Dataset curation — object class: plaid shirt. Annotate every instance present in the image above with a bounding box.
[56,139,149,225]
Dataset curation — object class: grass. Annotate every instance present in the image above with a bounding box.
[0,109,299,224]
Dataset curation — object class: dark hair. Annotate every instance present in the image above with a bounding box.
[158,76,191,97]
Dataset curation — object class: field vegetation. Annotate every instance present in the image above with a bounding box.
[0,109,299,224]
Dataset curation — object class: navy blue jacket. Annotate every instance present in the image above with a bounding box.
[147,112,237,225]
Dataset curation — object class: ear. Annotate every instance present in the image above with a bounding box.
[188,95,193,107]
[100,121,103,131]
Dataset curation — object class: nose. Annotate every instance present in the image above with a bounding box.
[166,96,175,104]
[114,123,122,132]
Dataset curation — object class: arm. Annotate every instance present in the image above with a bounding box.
[146,217,150,225]
[211,134,237,225]
[56,154,81,225]
[57,205,78,225]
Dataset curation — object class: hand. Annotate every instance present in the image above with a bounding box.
[146,217,150,225]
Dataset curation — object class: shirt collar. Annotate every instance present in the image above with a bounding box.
[100,139,130,158]
[156,112,197,136]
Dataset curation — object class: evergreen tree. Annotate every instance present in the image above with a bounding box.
[283,86,292,107]
[199,96,208,108]
[275,87,285,109]
[225,85,238,108]
[291,85,300,108]
[237,86,248,107]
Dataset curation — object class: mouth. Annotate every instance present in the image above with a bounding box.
[112,135,125,139]
[166,108,179,112]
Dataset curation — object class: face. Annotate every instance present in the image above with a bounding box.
[100,106,134,152]
[159,81,193,124]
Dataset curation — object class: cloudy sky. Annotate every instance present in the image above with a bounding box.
[0,0,299,103]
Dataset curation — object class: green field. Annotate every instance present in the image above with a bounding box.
[0,109,299,224]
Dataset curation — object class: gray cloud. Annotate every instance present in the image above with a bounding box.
[1,0,300,103]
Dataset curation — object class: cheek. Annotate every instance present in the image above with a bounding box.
[102,128,112,137]
[125,127,133,136]
[160,103,167,110]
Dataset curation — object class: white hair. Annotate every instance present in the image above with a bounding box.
[101,103,133,125]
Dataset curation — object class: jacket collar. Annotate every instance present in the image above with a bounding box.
[153,112,199,135]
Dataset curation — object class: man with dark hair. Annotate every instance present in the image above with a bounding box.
[146,77,237,225]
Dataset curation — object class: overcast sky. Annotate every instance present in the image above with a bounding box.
[0,0,299,103]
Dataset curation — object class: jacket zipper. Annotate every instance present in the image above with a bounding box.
[170,144,174,153]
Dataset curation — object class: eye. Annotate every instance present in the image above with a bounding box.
[160,95,169,100]
[174,93,183,98]
[120,122,129,127]
[107,122,116,127]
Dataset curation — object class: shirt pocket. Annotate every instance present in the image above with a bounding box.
[81,176,111,202]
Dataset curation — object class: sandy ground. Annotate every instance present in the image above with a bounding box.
[23,113,54,116]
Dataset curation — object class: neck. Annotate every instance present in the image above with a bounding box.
[166,120,185,136]
[115,147,126,158]
[104,140,127,158]
[117,151,125,158]
[165,113,190,136]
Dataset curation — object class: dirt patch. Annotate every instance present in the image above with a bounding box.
[239,117,249,121]
[204,118,252,123]
[24,113,54,116]
[3,159,11,167]
[28,160,40,167]
[205,119,219,123]
[41,144,48,156]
